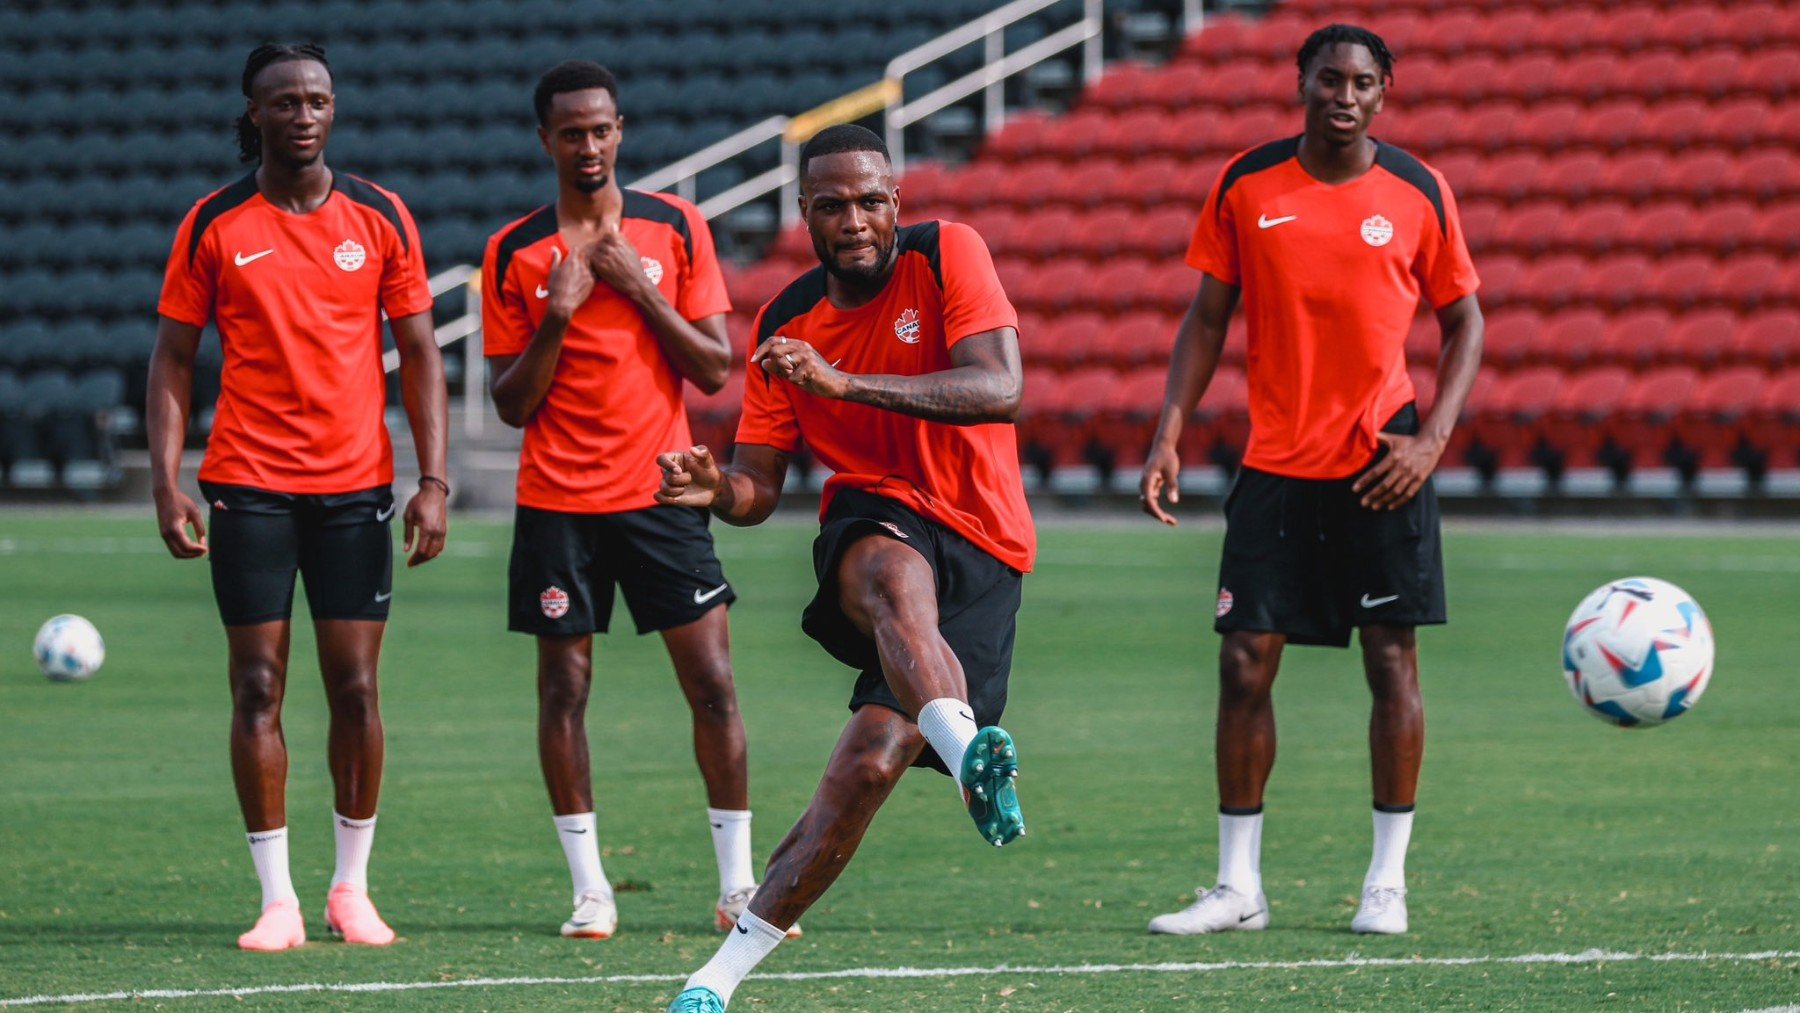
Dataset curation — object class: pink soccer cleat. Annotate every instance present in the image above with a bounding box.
[325,883,396,946]
[237,898,306,951]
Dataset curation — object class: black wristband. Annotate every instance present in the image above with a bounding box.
[418,475,450,496]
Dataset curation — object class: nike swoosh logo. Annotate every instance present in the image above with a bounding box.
[693,582,729,604]
[1257,214,1297,229]
[535,285,550,299]
[562,827,588,835]
[1240,909,1265,923]
[1361,593,1400,608]
[736,923,748,934]
[375,504,396,522]
[374,591,392,603]
[235,249,274,266]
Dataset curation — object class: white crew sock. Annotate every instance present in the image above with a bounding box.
[708,808,756,896]
[246,826,299,908]
[685,909,787,1005]
[1217,810,1263,897]
[329,812,378,889]
[1364,806,1414,890]
[553,812,610,903]
[916,697,979,778]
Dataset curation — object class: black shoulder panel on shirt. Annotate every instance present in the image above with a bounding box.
[1215,136,1300,219]
[895,220,943,289]
[333,173,411,252]
[187,172,261,266]
[623,189,693,261]
[755,266,829,346]
[1374,142,1447,235]
[491,205,557,296]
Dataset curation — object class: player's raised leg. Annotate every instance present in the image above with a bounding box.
[316,619,394,945]
[1150,630,1279,934]
[536,634,617,939]
[226,622,306,951]
[1353,624,1421,934]
[671,706,922,1011]
[835,535,1024,846]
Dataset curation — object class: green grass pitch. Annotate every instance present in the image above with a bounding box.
[1,511,1795,1009]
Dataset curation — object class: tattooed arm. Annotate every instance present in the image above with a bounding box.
[750,327,1022,425]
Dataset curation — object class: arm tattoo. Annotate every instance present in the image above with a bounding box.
[844,368,1019,425]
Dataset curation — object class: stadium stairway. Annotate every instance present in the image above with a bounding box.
[712,0,1800,498]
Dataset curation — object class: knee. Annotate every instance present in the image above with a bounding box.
[835,739,910,798]
[685,671,740,725]
[538,667,590,720]
[1361,635,1419,702]
[1218,640,1275,707]
[231,661,285,721]
[325,670,380,721]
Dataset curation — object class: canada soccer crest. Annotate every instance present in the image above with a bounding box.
[540,585,570,619]
[1216,587,1235,618]
[333,239,367,271]
[894,308,921,344]
[641,256,664,285]
[1360,215,1394,248]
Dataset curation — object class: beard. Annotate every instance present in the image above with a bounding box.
[817,236,897,284]
[574,172,609,193]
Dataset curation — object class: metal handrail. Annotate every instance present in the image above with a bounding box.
[630,116,789,204]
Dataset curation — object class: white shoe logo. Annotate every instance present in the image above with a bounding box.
[1257,214,1297,229]
[693,582,730,604]
[1361,593,1400,608]
[374,591,392,603]
[235,249,274,267]
[535,285,550,299]
[375,503,396,522]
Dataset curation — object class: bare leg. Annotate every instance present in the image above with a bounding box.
[227,622,292,831]
[1216,631,1285,810]
[1360,625,1423,807]
[536,634,595,815]
[662,606,748,810]
[315,619,386,820]
[836,536,967,715]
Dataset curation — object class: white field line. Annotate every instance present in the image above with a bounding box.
[3,948,1796,1007]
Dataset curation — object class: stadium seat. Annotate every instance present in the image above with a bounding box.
[1672,365,1769,472]
[1744,370,1800,469]
[1607,366,1701,472]
[1541,366,1633,471]
[1726,309,1800,368]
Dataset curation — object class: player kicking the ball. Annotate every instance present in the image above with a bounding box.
[483,62,782,941]
[1139,25,1483,936]
[658,124,1034,1011]
[149,43,449,950]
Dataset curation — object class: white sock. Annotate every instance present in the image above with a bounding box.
[685,909,786,1005]
[1365,806,1414,890]
[708,808,756,896]
[916,697,979,778]
[330,812,378,889]
[246,826,299,909]
[1217,810,1263,897]
[553,812,609,903]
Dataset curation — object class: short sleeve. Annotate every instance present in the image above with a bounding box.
[379,194,434,319]
[938,221,1018,346]
[733,307,800,452]
[676,201,732,321]
[481,232,536,358]
[1183,166,1240,286]
[1416,171,1481,309]
[156,203,216,328]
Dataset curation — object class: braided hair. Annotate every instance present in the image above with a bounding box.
[235,43,330,164]
[1295,24,1395,87]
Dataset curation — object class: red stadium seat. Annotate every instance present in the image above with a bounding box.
[1457,199,1502,254]
[1645,253,1716,310]
[1710,254,1787,311]
[1727,148,1799,203]
[1477,253,1526,307]
[1537,150,1609,202]
[1032,311,1107,369]
[1594,308,1675,366]
[1081,61,1153,111]
[1726,310,1800,368]
[1528,9,1604,56]
[1577,99,1645,152]
[1101,310,1177,367]
[1516,253,1588,310]
[1745,370,1800,468]
[1661,149,1735,201]
[683,370,745,455]
[1179,365,1249,465]
[1490,200,1566,256]
[1599,151,1672,204]
[1469,151,1546,203]
[1562,201,1632,256]
[1695,97,1775,149]
[1608,366,1701,469]
[1494,54,1563,104]
[1481,308,1545,368]
[1536,309,1608,367]
[1638,99,1713,150]
[1676,48,1744,102]
[1680,201,1757,256]
[1543,366,1632,469]
[1735,49,1800,100]
[1665,309,1739,367]
[1676,365,1769,469]
[1472,365,1565,468]
[1087,366,1170,471]
[983,111,1056,162]
[1514,98,1582,147]
[1617,202,1692,258]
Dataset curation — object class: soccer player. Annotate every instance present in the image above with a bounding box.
[482,61,772,942]
[1139,24,1484,936]
[656,124,1034,1012]
[148,43,449,951]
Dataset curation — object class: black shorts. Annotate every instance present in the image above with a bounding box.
[200,482,395,627]
[1215,404,1446,648]
[508,504,735,637]
[803,488,1024,775]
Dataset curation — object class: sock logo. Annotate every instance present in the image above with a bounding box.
[247,833,282,844]
[736,923,749,934]
[562,827,589,835]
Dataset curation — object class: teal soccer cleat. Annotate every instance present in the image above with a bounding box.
[667,986,725,1013]
[960,726,1025,846]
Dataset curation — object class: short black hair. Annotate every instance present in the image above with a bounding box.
[534,61,619,126]
[799,124,889,177]
[1296,24,1395,87]
[236,42,330,164]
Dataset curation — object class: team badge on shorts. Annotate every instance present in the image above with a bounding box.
[641,256,664,285]
[1360,215,1394,248]
[878,521,910,540]
[540,585,570,619]
[334,239,367,271]
[894,308,921,344]
[1216,587,1235,618]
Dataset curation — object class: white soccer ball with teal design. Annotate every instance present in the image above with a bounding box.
[1561,578,1712,727]
[34,614,105,682]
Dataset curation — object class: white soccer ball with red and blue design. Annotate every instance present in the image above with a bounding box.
[1561,577,1712,728]
[34,614,105,682]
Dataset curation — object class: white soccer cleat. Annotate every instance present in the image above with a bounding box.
[1351,885,1408,934]
[561,888,618,939]
[1148,884,1268,934]
[715,884,802,938]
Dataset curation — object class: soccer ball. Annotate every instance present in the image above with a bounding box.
[33,614,105,682]
[1561,577,1713,728]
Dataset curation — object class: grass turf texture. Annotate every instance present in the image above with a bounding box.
[1,512,1795,1010]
